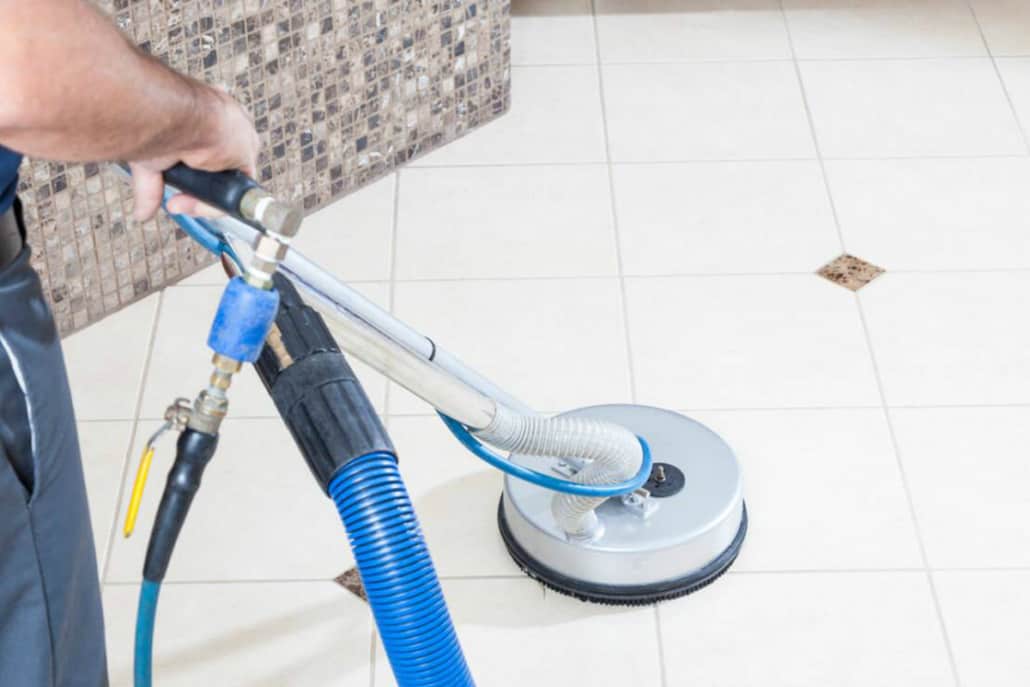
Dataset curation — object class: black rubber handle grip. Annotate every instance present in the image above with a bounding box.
[162,163,261,218]
[255,274,395,491]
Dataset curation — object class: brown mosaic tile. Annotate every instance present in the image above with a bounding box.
[817,254,885,291]
[20,0,512,336]
[335,566,368,602]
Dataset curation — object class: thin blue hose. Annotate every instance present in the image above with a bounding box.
[162,205,648,500]
[134,579,161,687]
[438,413,653,497]
[329,452,474,687]
[162,191,241,269]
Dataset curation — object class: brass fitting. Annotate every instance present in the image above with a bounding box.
[186,354,243,434]
[266,323,294,368]
[212,353,242,376]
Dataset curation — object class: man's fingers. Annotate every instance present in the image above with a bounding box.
[130,165,165,222]
[165,194,223,218]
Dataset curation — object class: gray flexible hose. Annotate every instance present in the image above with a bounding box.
[474,405,643,538]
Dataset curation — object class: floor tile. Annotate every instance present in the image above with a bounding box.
[78,420,133,573]
[891,407,1030,568]
[387,416,520,577]
[860,272,1030,406]
[291,175,396,282]
[103,581,372,686]
[179,176,394,285]
[626,275,881,409]
[693,408,923,571]
[139,283,388,420]
[595,0,791,63]
[935,570,1030,686]
[512,0,597,65]
[63,294,159,421]
[177,262,225,287]
[105,418,357,582]
[970,0,1030,56]
[612,161,840,275]
[374,578,662,686]
[604,61,815,161]
[827,158,1030,270]
[800,58,1025,158]
[661,571,955,686]
[390,278,632,414]
[996,57,1030,139]
[412,66,606,165]
[396,165,618,280]
[783,0,986,59]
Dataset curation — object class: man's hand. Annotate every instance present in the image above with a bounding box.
[129,89,260,221]
[0,0,263,221]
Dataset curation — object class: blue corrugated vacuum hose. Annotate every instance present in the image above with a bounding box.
[329,452,475,687]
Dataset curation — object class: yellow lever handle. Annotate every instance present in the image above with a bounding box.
[123,446,156,538]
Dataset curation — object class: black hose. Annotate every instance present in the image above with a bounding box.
[135,428,219,687]
[142,429,219,582]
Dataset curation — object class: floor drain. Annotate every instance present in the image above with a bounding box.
[817,254,885,291]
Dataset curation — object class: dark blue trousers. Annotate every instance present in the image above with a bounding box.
[0,217,108,686]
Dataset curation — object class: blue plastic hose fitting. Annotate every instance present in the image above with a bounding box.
[330,453,475,687]
[207,277,280,363]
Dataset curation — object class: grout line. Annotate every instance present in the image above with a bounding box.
[877,402,1030,410]
[438,574,531,581]
[407,152,1030,170]
[408,159,613,169]
[729,567,923,576]
[887,267,1030,274]
[171,279,390,289]
[77,417,150,424]
[729,566,1030,574]
[99,290,164,583]
[134,399,1030,425]
[925,566,1030,573]
[141,269,1030,298]
[778,0,848,254]
[407,268,1030,280]
[785,6,959,677]
[382,171,402,418]
[853,293,964,687]
[653,605,669,686]
[589,4,664,685]
[588,0,639,404]
[103,578,346,587]
[965,1,1030,154]
[102,574,531,586]
[391,268,1030,283]
[508,55,1028,67]
[133,414,280,422]
[99,566,1030,587]
[386,401,1030,417]
[368,631,378,687]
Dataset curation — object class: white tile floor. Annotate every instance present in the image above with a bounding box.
[66,1,1030,685]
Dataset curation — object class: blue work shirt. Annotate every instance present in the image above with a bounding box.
[0,145,22,214]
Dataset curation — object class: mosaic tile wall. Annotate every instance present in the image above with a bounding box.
[19,0,511,335]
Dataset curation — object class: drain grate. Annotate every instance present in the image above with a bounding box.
[334,567,367,602]
[817,254,885,291]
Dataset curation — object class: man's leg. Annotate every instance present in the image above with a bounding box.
[0,204,107,687]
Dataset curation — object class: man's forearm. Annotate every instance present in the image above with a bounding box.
[0,0,221,162]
